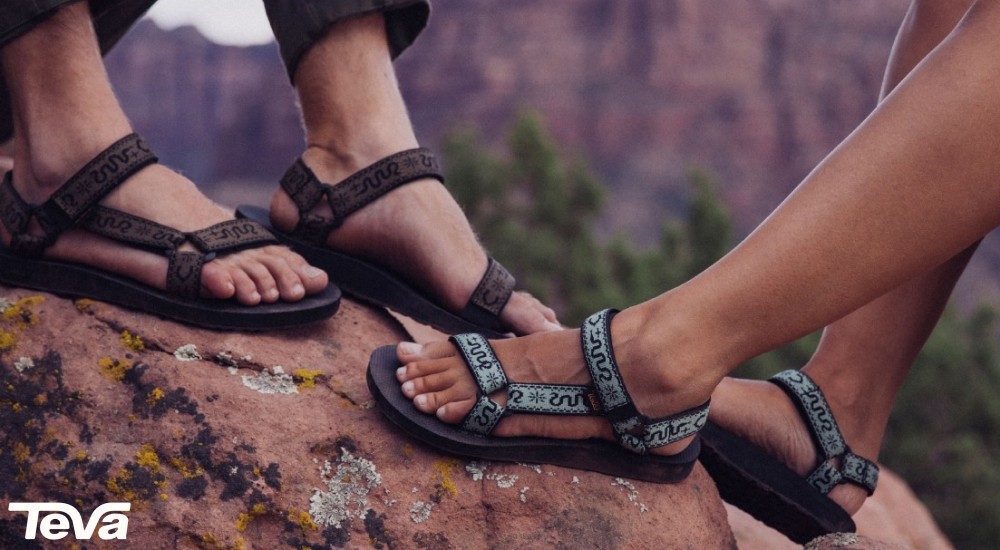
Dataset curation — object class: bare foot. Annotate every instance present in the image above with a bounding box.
[393,309,715,457]
[4,136,329,305]
[270,145,561,334]
[709,377,873,515]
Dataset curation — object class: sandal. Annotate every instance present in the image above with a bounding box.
[367,308,710,483]
[0,134,341,330]
[699,370,880,543]
[237,148,517,338]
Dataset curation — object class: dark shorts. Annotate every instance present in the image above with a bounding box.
[0,0,430,140]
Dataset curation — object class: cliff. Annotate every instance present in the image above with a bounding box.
[0,288,952,548]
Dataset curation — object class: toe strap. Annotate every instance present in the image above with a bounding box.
[450,333,604,436]
[456,258,516,331]
[770,370,879,496]
[581,309,710,454]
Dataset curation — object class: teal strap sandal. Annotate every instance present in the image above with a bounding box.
[367,309,710,483]
[699,369,879,544]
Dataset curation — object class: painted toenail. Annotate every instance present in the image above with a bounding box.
[398,342,422,355]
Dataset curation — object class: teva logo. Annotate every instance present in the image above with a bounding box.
[7,502,130,540]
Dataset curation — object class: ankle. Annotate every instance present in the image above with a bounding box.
[611,303,727,413]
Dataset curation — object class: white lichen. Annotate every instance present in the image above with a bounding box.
[571,476,580,484]
[613,477,648,511]
[518,463,542,474]
[409,501,433,524]
[519,487,529,503]
[173,344,202,362]
[216,351,238,367]
[0,298,13,312]
[487,473,519,489]
[14,357,34,373]
[465,461,489,481]
[241,366,298,395]
[309,449,382,529]
[227,367,238,375]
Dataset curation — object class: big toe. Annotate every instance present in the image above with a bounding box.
[502,292,562,335]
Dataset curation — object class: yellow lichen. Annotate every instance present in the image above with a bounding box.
[232,536,246,550]
[433,458,460,498]
[120,330,145,352]
[287,510,317,531]
[136,443,160,469]
[32,393,47,406]
[235,512,252,533]
[2,296,44,328]
[250,503,266,516]
[0,330,16,352]
[98,357,133,382]
[168,456,204,479]
[160,493,169,501]
[293,368,323,389]
[13,442,30,464]
[11,402,22,413]
[402,443,414,459]
[74,450,88,462]
[146,387,165,405]
[74,299,95,312]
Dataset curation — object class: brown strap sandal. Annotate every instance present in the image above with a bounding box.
[0,134,340,330]
[237,148,517,337]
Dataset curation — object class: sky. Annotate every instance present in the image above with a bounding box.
[146,0,274,46]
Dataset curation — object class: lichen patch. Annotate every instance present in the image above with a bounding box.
[308,449,382,529]
[241,366,298,395]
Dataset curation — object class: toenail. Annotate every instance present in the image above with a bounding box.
[267,288,279,299]
[398,342,422,355]
[396,367,407,381]
[303,266,325,278]
[251,291,261,302]
[292,284,305,296]
[415,394,427,407]
[402,381,414,395]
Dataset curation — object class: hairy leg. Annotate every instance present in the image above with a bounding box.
[398,0,1000,497]
[0,2,328,304]
[268,13,560,334]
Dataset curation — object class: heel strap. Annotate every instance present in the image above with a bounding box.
[770,370,879,496]
[581,309,710,454]
[450,333,602,435]
[280,148,443,244]
[0,134,156,255]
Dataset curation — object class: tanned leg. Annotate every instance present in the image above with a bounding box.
[268,13,560,335]
[0,2,328,305]
[397,0,1000,492]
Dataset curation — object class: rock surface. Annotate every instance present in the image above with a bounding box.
[0,286,952,549]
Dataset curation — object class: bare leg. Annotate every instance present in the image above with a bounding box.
[397,0,1000,503]
[268,13,560,335]
[0,3,328,304]
[712,0,976,514]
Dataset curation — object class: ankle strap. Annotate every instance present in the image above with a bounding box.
[0,134,157,255]
[280,148,443,245]
[770,370,879,495]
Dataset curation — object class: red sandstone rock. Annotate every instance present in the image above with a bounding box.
[0,287,733,548]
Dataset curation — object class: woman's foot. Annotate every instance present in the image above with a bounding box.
[269,145,561,334]
[393,308,718,456]
[709,376,876,515]
[3,133,329,305]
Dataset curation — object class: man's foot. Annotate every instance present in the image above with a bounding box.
[3,135,329,305]
[709,376,875,515]
[269,145,561,335]
[393,309,716,456]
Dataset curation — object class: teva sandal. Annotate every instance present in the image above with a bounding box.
[0,134,340,330]
[699,370,879,544]
[367,308,710,483]
[237,148,517,338]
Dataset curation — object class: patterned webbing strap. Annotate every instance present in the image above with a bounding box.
[0,133,157,256]
[580,309,710,454]
[450,333,601,436]
[456,258,516,329]
[82,206,278,300]
[770,370,879,496]
[279,148,443,245]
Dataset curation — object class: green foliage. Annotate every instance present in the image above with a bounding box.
[441,111,997,546]
[882,305,1000,549]
[443,111,732,325]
